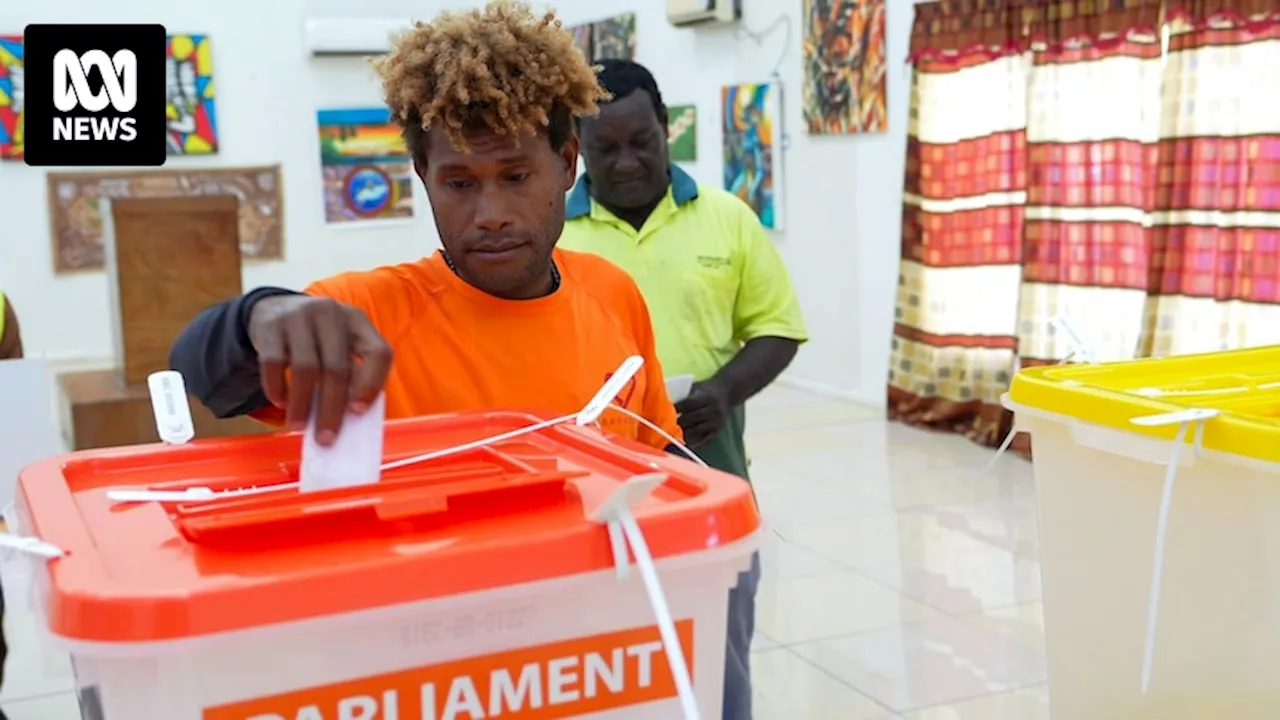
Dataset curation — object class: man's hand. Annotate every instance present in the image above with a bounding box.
[248,295,393,444]
[675,380,731,449]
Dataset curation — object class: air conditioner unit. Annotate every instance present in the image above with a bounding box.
[667,0,741,28]
[303,17,410,57]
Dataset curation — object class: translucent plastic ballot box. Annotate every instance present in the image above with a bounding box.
[5,410,761,720]
[1005,346,1280,720]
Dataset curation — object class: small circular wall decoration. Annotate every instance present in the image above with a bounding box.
[342,165,395,217]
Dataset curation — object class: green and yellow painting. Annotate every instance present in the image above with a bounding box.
[667,104,696,163]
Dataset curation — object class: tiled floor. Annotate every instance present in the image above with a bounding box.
[0,384,1049,719]
[745,385,1048,719]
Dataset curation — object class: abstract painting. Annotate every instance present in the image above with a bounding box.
[802,0,887,134]
[166,34,219,154]
[0,35,23,160]
[591,13,636,61]
[317,108,415,225]
[722,83,784,230]
[566,13,636,62]
[46,166,284,274]
[568,24,593,61]
[668,104,697,162]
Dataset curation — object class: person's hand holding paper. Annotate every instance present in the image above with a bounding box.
[249,295,394,446]
[675,381,732,449]
[299,393,387,493]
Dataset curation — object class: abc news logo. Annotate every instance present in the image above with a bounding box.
[53,49,139,142]
[24,24,167,167]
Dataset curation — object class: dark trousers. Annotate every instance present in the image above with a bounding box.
[694,406,759,720]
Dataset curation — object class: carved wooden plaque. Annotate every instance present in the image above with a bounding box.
[46,165,285,274]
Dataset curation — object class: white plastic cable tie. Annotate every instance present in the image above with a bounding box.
[1131,407,1218,693]
[617,508,701,720]
[579,355,645,425]
[108,487,216,503]
[388,355,646,470]
[0,533,65,560]
[106,483,282,504]
[590,473,700,720]
[380,414,575,471]
[147,370,196,445]
[989,342,1086,472]
[1051,316,1100,364]
[108,414,578,505]
[590,473,668,540]
[110,356,649,505]
[606,403,708,468]
[1130,408,1218,428]
[604,401,789,548]
[604,519,630,581]
[986,424,1021,471]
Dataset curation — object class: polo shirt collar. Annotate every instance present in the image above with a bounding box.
[566,164,699,220]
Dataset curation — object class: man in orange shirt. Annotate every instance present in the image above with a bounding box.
[169,1,680,450]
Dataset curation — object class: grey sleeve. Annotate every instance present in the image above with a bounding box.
[168,286,300,418]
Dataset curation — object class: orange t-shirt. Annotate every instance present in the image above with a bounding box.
[257,249,681,450]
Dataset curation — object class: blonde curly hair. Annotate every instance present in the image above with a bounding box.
[371,0,609,158]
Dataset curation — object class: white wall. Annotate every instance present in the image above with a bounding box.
[734,0,913,405]
[0,0,913,407]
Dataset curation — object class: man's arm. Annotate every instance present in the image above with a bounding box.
[709,211,808,405]
[169,287,300,418]
[0,294,23,360]
[705,336,799,408]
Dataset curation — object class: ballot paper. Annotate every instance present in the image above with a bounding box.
[299,394,386,493]
[665,374,695,404]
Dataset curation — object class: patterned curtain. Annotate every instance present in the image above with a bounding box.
[1140,11,1280,355]
[892,51,1031,445]
[1017,36,1164,368]
[890,0,1280,448]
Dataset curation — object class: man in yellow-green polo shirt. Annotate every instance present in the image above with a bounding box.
[559,59,807,720]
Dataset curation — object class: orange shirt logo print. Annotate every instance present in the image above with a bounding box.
[603,370,639,409]
[597,369,639,435]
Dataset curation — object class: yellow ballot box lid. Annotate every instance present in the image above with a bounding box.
[1009,346,1280,464]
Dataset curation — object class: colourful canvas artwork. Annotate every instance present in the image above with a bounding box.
[46,166,284,274]
[0,35,23,160]
[668,105,697,162]
[801,0,888,134]
[722,84,784,231]
[166,34,219,154]
[317,108,415,225]
[569,24,593,61]
[566,13,636,62]
[591,13,636,61]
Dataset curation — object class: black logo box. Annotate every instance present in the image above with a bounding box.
[23,24,169,167]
